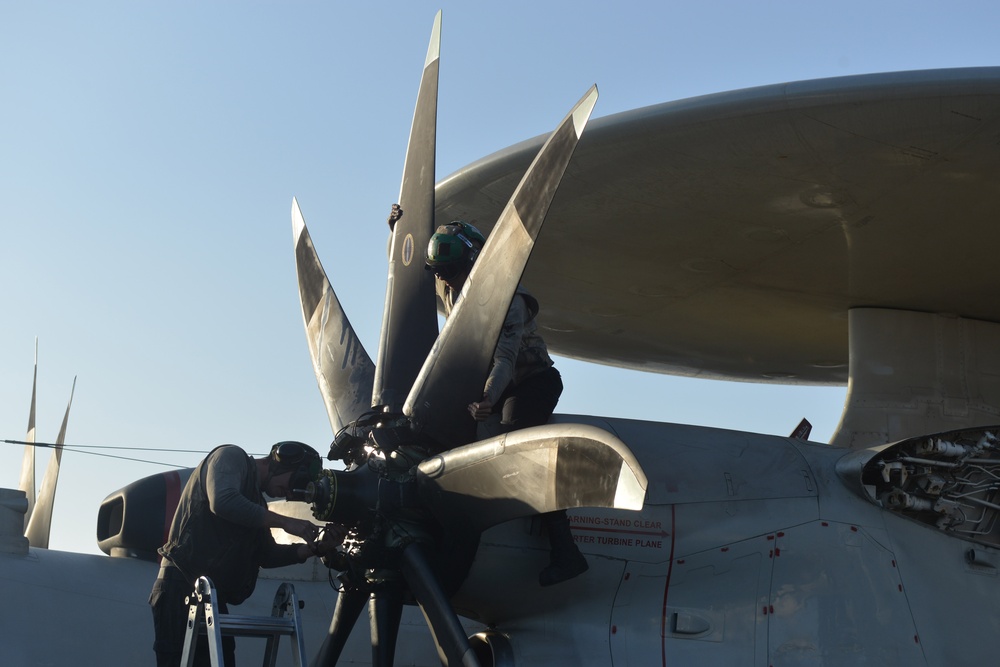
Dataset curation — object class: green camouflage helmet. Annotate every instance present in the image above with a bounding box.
[425,221,486,278]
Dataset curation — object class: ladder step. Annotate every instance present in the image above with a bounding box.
[180,576,308,667]
[214,614,297,637]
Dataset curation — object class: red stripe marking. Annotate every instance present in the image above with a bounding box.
[660,504,677,667]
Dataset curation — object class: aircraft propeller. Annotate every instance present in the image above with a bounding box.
[291,11,646,666]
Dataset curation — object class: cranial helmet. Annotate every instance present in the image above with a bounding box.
[268,441,322,489]
[425,221,486,281]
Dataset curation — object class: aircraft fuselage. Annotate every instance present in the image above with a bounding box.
[5,416,996,665]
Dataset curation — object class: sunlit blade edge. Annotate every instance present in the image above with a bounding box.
[373,10,442,411]
[292,198,375,434]
[416,422,647,532]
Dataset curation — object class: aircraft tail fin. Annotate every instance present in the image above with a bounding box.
[17,339,38,532]
[25,376,76,548]
[790,418,813,440]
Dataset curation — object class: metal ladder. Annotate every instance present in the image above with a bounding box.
[180,575,308,667]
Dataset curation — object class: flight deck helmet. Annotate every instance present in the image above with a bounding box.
[425,221,486,281]
[268,441,322,489]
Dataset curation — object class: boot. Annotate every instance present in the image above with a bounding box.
[538,511,588,587]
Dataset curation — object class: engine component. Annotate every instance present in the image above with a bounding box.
[862,427,1000,546]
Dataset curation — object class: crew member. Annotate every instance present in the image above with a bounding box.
[421,214,588,586]
[149,441,344,667]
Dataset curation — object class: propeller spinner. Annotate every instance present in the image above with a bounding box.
[292,12,644,667]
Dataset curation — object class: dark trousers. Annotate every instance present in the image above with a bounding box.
[489,367,574,553]
[495,366,563,432]
[149,566,235,667]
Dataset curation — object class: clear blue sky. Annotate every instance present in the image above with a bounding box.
[1,2,996,554]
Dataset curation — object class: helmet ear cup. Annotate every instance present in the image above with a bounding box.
[426,233,473,273]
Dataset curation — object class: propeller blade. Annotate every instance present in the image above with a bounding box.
[400,543,480,667]
[404,85,600,448]
[311,587,368,667]
[17,339,38,531]
[293,198,376,434]
[416,423,647,533]
[372,10,442,412]
[369,587,403,666]
[25,376,75,548]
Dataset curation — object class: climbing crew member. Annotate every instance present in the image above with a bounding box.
[421,214,588,586]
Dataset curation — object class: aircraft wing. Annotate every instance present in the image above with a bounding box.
[435,67,1000,385]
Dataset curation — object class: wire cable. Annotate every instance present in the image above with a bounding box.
[3,438,276,468]
[1,438,224,469]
